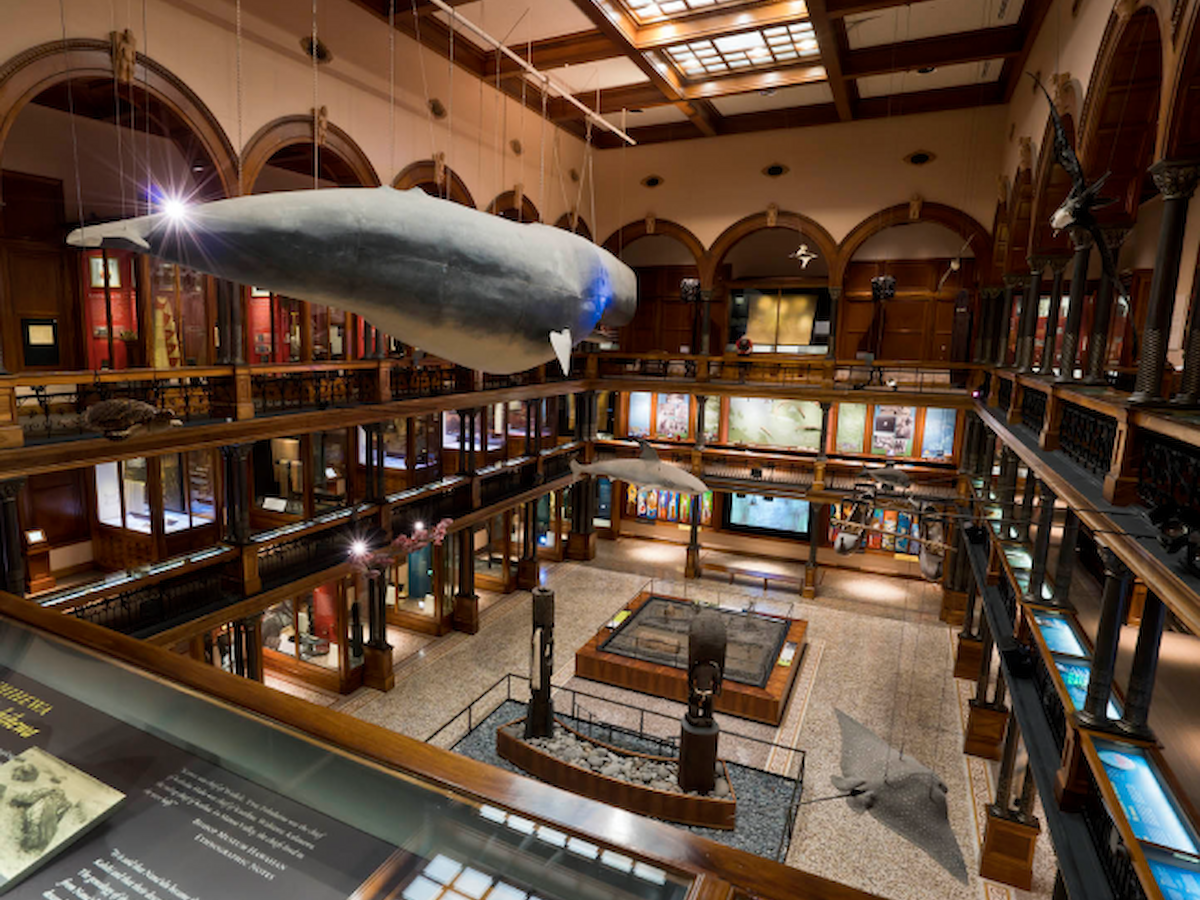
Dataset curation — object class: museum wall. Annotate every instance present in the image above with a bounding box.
[1,0,589,226]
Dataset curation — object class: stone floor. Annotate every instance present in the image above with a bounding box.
[271,538,1060,900]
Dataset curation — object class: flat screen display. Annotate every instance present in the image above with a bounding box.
[725,493,809,537]
[1094,740,1199,854]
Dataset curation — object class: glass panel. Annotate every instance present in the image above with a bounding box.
[487,403,504,452]
[262,598,298,659]
[302,583,341,670]
[627,392,652,437]
[329,307,346,360]
[383,419,407,470]
[1052,657,1121,718]
[597,392,615,439]
[1032,611,1087,657]
[95,462,122,527]
[920,408,958,460]
[835,403,867,453]
[313,430,348,514]
[536,494,555,549]
[161,453,189,533]
[256,438,304,516]
[188,450,217,524]
[473,518,505,577]
[179,266,207,365]
[654,393,690,441]
[745,291,778,348]
[776,294,816,345]
[703,396,720,442]
[443,411,463,449]
[727,398,821,450]
[390,545,435,617]
[595,477,612,528]
[1093,740,1200,853]
[870,405,916,457]
[506,401,527,442]
[282,297,303,362]
[312,303,331,360]
[123,457,151,533]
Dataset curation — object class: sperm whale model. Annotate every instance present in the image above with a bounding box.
[569,440,708,495]
[66,187,637,375]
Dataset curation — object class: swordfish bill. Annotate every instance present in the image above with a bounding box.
[66,187,637,375]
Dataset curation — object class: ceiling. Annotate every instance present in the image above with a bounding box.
[351,0,1050,147]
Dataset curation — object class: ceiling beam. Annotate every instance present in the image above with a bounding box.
[634,0,809,50]
[1001,0,1053,102]
[842,25,1024,79]
[805,0,854,120]
[482,29,621,76]
[680,63,827,99]
[546,83,667,119]
[854,80,1005,118]
[824,0,938,18]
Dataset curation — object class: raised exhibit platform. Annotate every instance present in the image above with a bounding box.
[575,592,806,725]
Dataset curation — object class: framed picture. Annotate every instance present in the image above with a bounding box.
[89,256,121,289]
[250,286,271,298]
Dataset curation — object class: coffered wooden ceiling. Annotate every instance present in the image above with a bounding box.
[351,0,1051,146]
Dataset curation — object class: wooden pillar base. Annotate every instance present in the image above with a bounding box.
[363,645,394,692]
[566,531,597,561]
[954,634,983,680]
[684,544,701,579]
[940,588,966,625]
[517,557,539,590]
[802,564,817,599]
[980,808,1040,891]
[964,700,1009,760]
[1054,725,1091,812]
[453,593,480,634]
[0,425,23,450]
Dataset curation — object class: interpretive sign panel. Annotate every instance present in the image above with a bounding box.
[1094,740,1200,854]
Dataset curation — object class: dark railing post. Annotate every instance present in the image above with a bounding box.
[1039,256,1069,373]
[1117,591,1167,740]
[1084,228,1128,385]
[1077,548,1130,729]
[1027,482,1056,603]
[1017,257,1046,372]
[1051,509,1079,609]
[0,478,27,595]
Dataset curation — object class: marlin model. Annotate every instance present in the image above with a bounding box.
[66,187,637,374]
[569,441,708,494]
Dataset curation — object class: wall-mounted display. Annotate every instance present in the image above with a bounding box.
[836,403,868,454]
[628,392,653,437]
[724,492,809,538]
[1093,740,1199,854]
[871,405,916,457]
[728,290,819,353]
[702,396,720,443]
[920,409,958,460]
[655,393,691,441]
[728,398,820,450]
[626,485,712,526]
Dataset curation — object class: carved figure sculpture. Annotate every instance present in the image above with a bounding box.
[67,187,637,374]
[831,709,968,883]
[678,609,726,794]
[525,587,555,739]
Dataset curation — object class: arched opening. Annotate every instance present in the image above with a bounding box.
[0,44,236,372]
[392,159,475,208]
[707,212,838,358]
[601,220,707,356]
[553,212,592,241]
[243,118,379,366]
[486,190,539,223]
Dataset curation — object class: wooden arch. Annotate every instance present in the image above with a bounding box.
[707,210,839,281]
[600,219,708,276]
[1003,166,1034,272]
[0,39,238,198]
[393,159,475,207]
[241,115,380,192]
[1076,6,1162,222]
[1162,2,1200,159]
[486,190,539,223]
[832,202,992,283]
[553,212,592,241]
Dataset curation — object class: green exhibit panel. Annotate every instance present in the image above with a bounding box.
[0,622,691,900]
[1051,656,1121,719]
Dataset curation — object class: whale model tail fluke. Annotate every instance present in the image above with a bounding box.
[67,218,153,251]
[549,328,573,375]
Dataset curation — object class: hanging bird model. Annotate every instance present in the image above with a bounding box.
[83,398,183,440]
[67,187,637,375]
[789,244,818,269]
[936,236,974,291]
[1029,73,1130,315]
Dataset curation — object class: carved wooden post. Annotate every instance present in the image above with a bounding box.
[678,610,725,794]
[525,587,555,738]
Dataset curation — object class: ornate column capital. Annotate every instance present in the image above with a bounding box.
[1068,227,1093,251]
[220,444,253,462]
[981,285,1005,300]
[1002,273,1026,290]
[1148,159,1200,201]
[1027,255,1052,273]
[1098,546,1129,579]
[828,286,842,301]
[1047,254,1072,274]
[1100,226,1131,251]
[0,478,26,501]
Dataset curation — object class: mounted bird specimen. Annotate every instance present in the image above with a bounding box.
[68,188,637,375]
[83,398,182,440]
[936,236,974,291]
[789,244,818,269]
[1029,73,1130,315]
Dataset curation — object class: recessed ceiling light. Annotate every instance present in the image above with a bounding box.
[917,65,936,75]
[762,163,789,177]
[642,174,664,188]
[905,150,936,166]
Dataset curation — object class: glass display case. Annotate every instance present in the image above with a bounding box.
[312,430,349,514]
[254,437,305,518]
[95,458,151,533]
[0,615,693,900]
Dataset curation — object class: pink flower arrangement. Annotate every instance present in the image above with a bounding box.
[354,518,453,576]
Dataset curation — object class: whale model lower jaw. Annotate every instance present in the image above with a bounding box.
[65,188,637,375]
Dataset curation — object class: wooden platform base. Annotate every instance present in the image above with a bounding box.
[940,588,966,626]
[363,645,395,692]
[575,591,806,726]
[954,635,983,680]
[980,808,1040,890]
[496,718,736,829]
[964,700,1009,760]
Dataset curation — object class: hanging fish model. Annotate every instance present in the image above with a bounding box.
[66,187,637,374]
[569,440,708,495]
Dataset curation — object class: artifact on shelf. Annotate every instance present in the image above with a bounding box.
[67,187,637,375]
[570,441,708,495]
[678,610,726,795]
[831,709,967,883]
[81,398,183,441]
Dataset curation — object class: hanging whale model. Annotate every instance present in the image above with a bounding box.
[66,187,637,374]
[569,440,709,494]
[831,709,968,884]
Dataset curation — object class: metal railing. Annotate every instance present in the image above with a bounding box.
[1059,402,1116,476]
[1021,388,1047,434]
[251,367,375,415]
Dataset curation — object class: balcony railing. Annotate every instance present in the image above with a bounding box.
[997,377,1013,412]
[1031,650,1067,752]
[1059,402,1117,476]
[1138,431,1200,517]
[251,365,376,415]
[67,564,234,637]
[1021,388,1047,434]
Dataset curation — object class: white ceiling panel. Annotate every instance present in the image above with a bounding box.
[603,104,691,126]
[845,0,1026,50]
[543,58,651,94]
[855,58,1002,98]
[710,81,833,115]
[436,0,595,45]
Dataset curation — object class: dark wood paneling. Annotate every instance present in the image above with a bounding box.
[620,265,702,353]
[19,469,89,546]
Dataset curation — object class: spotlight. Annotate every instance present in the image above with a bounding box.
[350,540,368,558]
[972,389,981,399]
[414,521,425,532]
[162,197,187,221]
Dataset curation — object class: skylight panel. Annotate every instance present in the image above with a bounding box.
[715,31,767,53]
[659,0,688,12]
[664,20,820,79]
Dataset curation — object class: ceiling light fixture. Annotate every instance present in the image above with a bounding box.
[917,65,936,74]
[642,174,664,188]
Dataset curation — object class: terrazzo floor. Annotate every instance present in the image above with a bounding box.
[287,539,1060,900]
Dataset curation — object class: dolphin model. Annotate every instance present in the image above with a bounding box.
[569,440,708,495]
[831,709,968,884]
[66,187,637,375]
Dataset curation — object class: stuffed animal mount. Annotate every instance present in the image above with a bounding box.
[82,398,183,440]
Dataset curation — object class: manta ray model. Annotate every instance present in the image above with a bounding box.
[831,709,968,884]
[569,440,708,495]
[66,187,637,375]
